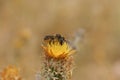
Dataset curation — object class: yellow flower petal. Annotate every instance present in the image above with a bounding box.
[42,34,75,58]
[0,65,22,80]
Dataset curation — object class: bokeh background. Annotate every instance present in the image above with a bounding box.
[0,0,120,80]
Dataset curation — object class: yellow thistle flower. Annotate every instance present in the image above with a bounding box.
[0,65,22,80]
[42,34,75,58]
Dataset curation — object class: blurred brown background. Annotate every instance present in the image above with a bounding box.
[0,0,120,80]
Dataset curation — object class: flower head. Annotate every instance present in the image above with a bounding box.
[0,65,22,80]
[42,34,75,59]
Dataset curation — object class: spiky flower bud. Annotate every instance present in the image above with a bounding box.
[41,34,75,80]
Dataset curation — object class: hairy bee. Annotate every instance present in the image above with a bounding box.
[55,34,66,45]
[44,34,66,45]
[44,35,54,44]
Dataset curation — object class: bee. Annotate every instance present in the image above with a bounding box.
[55,34,66,45]
[44,35,54,44]
[44,34,66,45]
